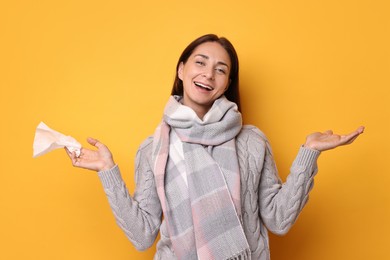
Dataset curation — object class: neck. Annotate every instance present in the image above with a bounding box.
[181,99,211,120]
[192,106,209,120]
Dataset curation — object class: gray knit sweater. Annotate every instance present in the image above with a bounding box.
[98,125,321,259]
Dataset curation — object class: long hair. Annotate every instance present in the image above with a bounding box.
[171,34,241,111]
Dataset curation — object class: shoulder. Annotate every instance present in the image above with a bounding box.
[236,126,270,183]
[136,136,154,162]
[138,135,154,152]
[236,125,270,161]
[133,136,155,184]
[237,125,269,147]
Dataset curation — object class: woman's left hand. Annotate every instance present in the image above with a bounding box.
[304,126,365,152]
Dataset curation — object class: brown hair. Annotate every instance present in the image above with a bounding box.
[171,34,241,111]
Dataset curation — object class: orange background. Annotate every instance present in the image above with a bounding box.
[1,0,389,259]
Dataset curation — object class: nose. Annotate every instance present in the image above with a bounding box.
[203,66,215,80]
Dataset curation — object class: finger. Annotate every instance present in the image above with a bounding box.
[87,137,106,149]
[71,153,79,165]
[79,147,87,157]
[87,137,98,146]
[73,159,84,168]
[324,130,333,135]
[64,147,87,168]
[64,147,72,157]
[72,157,100,171]
[65,147,77,161]
[87,137,103,147]
[357,126,365,134]
[345,134,360,145]
[347,126,365,137]
[340,129,362,145]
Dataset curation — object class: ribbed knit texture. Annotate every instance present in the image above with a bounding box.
[98,125,320,259]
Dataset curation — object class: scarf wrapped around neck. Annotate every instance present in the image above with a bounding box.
[152,95,251,260]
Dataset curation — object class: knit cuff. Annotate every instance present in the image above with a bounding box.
[292,146,321,168]
[97,165,123,189]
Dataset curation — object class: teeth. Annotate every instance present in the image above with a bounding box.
[195,82,213,90]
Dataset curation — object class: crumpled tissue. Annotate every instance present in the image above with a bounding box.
[33,121,81,158]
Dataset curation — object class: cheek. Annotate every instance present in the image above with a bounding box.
[181,67,194,81]
[219,78,230,91]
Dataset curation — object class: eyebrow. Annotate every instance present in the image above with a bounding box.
[194,54,230,68]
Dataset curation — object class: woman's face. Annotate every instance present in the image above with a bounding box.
[178,41,231,118]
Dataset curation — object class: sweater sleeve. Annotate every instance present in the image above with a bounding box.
[250,128,321,235]
[97,137,162,251]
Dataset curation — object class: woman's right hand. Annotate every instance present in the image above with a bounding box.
[65,137,115,172]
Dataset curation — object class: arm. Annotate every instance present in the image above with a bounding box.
[258,141,319,235]
[65,137,162,250]
[98,140,162,250]
[257,126,364,235]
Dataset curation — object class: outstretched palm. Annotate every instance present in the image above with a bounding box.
[304,126,364,152]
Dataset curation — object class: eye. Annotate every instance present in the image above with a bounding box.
[195,60,205,66]
[216,67,227,74]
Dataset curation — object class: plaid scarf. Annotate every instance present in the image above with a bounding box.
[152,95,251,260]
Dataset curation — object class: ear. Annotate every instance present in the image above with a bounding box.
[178,62,184,80]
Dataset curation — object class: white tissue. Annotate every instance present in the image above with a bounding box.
[33,121,81,158]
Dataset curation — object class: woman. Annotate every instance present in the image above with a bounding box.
[66,34,364,260]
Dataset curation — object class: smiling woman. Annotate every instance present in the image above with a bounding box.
[65,34,364,260]
[178,41,232,119]
[172,34,241,114]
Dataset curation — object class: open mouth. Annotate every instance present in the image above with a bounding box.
[194,81,213,91]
